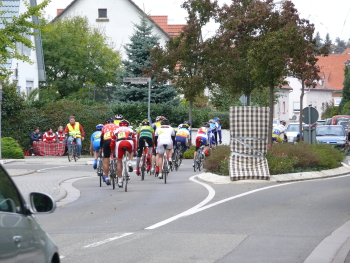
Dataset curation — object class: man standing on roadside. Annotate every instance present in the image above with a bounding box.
[64,116,85,158]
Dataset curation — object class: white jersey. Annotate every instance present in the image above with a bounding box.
[155,125,175,142]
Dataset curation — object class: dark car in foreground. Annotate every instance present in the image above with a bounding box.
[315,125,347,148]
[0,164,60,263]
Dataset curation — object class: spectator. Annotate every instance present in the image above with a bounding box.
[64,116,85,158]
[43,128,56,143]
[30,126,42,155]
[56,126,66,143]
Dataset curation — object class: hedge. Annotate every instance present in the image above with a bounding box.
[1,137,24,159]
[208,112,229,129]
[2,101,214,154]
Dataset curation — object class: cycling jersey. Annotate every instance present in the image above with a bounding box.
[91,131,102,151]
[195,127,209,148]
[138,125,154,139]
[101,123,118,140]
[155,125,175,154]
[111,126,136,158]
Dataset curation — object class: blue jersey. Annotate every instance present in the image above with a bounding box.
[91,131,102,151]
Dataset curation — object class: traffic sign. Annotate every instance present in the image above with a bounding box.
[302,106,319,124]
[123,77,149,84]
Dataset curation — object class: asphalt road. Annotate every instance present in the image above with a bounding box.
[7,160,350,263]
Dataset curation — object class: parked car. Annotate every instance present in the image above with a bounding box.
[330,115,350,125]
[315,125,347,148]
[286,123,303,143]
[315,120,325,125]
[325,118,332,125]
[0,164,60,263]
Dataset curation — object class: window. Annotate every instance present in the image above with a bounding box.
[283,101,286,113]
[26,81,33,97]
[293,102,300,112]
[0,166,23,213]
[98,9,107,18]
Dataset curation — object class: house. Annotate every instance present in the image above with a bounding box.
[275,48,350,123]
[53,0,174,59]
[0,0,46,96]
[149,16,186,38]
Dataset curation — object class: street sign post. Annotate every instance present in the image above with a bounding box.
[123,77,151,120]
[302,106,319,144]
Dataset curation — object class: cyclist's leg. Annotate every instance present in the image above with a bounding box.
[136,139,144,175]
[102,140,111,184]
[67,136,73,152]
[76,137,82,156]
[193,136,201,167]
[127,140,134,172]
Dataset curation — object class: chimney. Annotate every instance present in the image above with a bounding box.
[57,9,64,16]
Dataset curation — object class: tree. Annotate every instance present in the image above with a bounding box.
[0,0,50,80]
[324,33,333,53]
[150,0,217,123]
[40,16,123,99]
[339,68,350,113]
[334,37,347,54]
[315,31,323,49]
[116,15,178,105]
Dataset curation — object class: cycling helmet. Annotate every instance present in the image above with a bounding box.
[181,124,190,129]
[119,119,130,127]
[184,120,192,126]
[115,114,124,120]
[96,124,104,130]
[204,122,210,128]
[213,117,220,121]
[141,119,150,126]
[209,119,215,123]
[105,117,114,124]
[280,120,286,125]
[161,119,170,125]
[156,116,166,122]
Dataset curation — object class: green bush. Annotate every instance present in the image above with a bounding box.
[204,145,230,175]
[183,146,196,159]
[1,137,24,159]
[201,142,346,176]
[208,112,229,129]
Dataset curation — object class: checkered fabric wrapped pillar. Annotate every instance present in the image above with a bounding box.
[230,106,270,181]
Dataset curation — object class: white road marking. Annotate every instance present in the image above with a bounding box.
[38,166,69,172]
[145,175,216,230]
[84,233,134,248]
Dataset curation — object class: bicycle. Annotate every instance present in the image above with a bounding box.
[120,147,130,192]
[109,157,117,190]
[172,142,183,171]
[139,139,150,181]
[97,152,104,187]
[194,140,205,172]
[162,144,170,184]
[68,136,78,162]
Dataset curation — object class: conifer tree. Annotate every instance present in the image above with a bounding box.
[324,33,333,53]
[117,16,178,104]
[339,67,350,113]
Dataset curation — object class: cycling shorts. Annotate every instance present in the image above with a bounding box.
[195,136,208,148]
[116,140,134,159]
[137,136,153,157]
[102,139,112,158]
[156,140,173,155]
[93,140,101,152]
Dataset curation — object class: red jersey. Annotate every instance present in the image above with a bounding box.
[101,123,118,140]
[110,126,136,151]
[43,132,56,143]
[56,131,66,142]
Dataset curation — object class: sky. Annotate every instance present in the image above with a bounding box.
[41,0,350,42]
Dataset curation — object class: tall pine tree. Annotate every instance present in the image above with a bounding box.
[339,66,350,113]
[116,16,178,104]
[324,33,333,53]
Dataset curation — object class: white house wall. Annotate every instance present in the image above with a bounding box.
[9,0,40,97]
[57,0,170,59]
[274,89,290,123]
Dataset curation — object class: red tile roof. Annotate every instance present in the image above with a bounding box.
[149,15,186,38]
[316,48,350,91]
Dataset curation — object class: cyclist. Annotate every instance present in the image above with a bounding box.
[90,124,103,169]
[208,119,217,148]
[136,119,154,176]
[193,122,210,167]
[100,117,118,185]
[213,117,222,144]
[175,123,190,157]
[151,116,166,174]
[154,119,175,179]
[111,119,136,187]
[272,120,287,143]
[64,116,85,158]
[114,113,124,126]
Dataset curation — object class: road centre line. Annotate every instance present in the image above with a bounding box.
[37,166,69,172]
[84,233,134,248]
[145,175,216,230]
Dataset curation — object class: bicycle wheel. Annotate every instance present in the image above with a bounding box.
[110,161,116,189]
[68,146,73,162]
[73,145,78,162]
[97,159,103,187]
[163,156,168,184]
[141,154,146,181]
[194,150,200,172]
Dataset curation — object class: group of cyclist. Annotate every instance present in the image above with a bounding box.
[86,114,223,186]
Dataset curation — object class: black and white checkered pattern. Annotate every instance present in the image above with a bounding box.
[229,106,270,181]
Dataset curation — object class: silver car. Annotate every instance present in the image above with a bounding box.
[315,125,347,148]
[0,164,60,263]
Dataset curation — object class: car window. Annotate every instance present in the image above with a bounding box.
[287,125,299,132]
[0,166,23,214]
